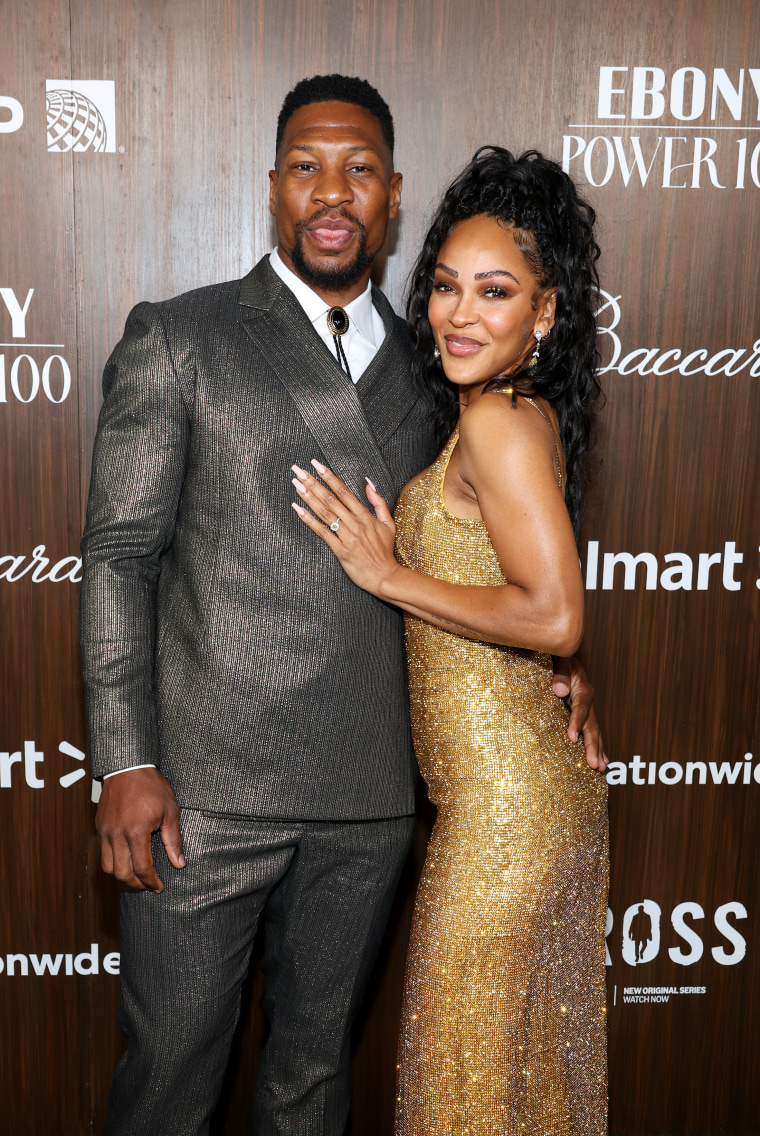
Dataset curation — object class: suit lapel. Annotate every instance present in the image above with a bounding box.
[355,286,416,447]
[238,258,409,500]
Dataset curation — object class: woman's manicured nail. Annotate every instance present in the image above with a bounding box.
[291,464,308,478]
[365,477,377,491]
[311,459,326,474]
[292,502,306,516]
[292,477,307,492]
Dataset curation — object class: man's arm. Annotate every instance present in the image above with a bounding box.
[552,656,608,772]
[80,301,191,888]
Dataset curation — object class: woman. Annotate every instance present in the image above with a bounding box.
[290,148,609,1135]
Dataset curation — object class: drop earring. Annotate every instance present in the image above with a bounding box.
[530,328,543,366]
[433,344,441,360]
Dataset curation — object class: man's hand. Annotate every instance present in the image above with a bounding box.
[95,767,185,891]
[552,656,608,772]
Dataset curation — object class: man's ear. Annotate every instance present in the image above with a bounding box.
[268,168,278,217]
[388,171,403,221]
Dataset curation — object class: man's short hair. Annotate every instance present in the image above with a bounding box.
[276,74,394,156]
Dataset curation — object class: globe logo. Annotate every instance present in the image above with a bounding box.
[46,89,108,153]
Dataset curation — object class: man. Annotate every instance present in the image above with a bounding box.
[81,75,603,1135]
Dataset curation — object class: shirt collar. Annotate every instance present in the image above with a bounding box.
[269,247,378,347]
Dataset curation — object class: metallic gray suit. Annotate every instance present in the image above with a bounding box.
[79,256,437,1134]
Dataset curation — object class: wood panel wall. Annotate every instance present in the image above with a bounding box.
[1,0,758,1132]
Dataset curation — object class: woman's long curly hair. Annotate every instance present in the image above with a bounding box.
[406,147,602,535]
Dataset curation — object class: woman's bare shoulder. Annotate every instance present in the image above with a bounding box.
[459,389,553,459]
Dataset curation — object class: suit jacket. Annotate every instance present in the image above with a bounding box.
[79,256,437,819]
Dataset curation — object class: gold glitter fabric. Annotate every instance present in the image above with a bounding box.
[393,429,609,1136]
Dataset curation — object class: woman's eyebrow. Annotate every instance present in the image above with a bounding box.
[474,269,520,283]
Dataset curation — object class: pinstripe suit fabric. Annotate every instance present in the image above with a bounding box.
[79,256,437,819]
[80,257,436,1133]
[105,811,415,1135]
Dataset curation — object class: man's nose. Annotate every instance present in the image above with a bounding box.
[312,166,354,208]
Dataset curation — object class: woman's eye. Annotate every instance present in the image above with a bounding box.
[483,286,508,298]
[433,280,454,293]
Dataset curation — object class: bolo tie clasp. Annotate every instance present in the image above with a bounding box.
[327,306,352,382]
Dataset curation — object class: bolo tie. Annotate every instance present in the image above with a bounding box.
[326,306,352,382]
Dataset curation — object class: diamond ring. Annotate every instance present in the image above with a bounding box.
[330,519,340,534]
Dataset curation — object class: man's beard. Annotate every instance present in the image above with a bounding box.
[289,211,371,291]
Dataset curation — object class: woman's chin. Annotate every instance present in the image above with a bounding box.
[441,361,487,386]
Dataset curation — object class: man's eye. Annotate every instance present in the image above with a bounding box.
[293,163,316,171]
[349,164,370,173]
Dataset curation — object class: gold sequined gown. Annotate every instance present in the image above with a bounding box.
[393,427,609,1136]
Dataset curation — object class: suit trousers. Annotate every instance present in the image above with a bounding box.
[103,808,416,1136]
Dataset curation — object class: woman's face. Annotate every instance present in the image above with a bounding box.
[427,215,555,393]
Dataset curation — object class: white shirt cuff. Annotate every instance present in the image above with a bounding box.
[102,763,157,779]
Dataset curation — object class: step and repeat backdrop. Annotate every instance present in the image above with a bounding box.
[1,0,758,1132]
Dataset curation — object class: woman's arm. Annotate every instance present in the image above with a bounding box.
[291,394,584,657]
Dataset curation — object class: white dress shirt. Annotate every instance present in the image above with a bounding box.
[104,250,387,780]
[269,247,386,383]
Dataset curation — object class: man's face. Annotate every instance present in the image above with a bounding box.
[269,100,402,302]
